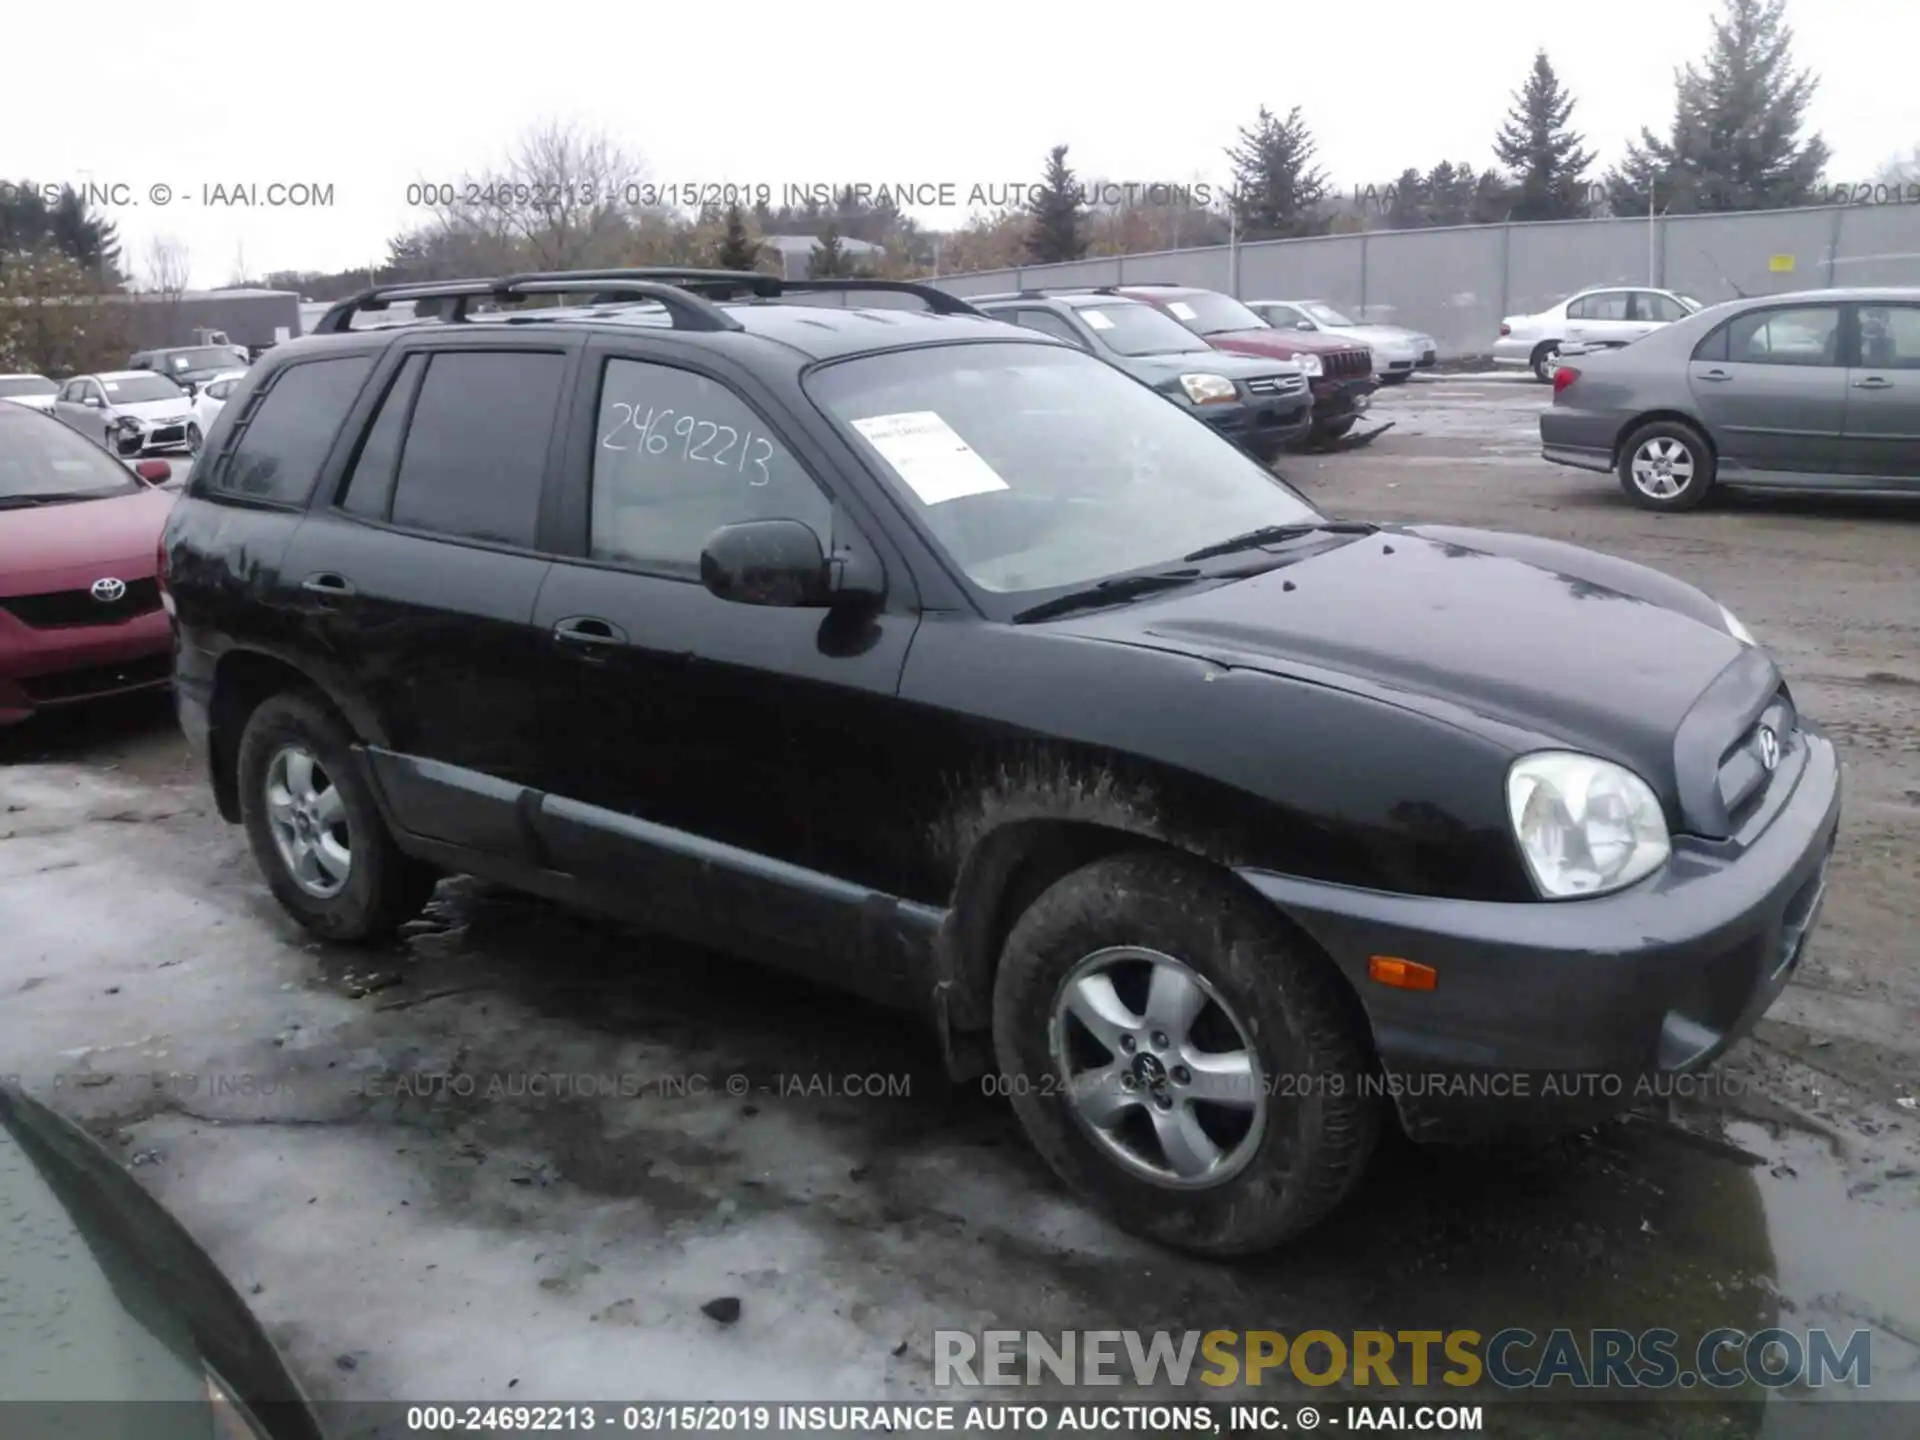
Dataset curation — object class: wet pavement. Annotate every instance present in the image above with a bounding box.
[2,376,1917,1436]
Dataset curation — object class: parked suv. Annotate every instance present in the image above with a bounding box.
[1113,284,1378,444]
[161,268,1838,1255]
[129,344,252,397]
[970,289,1312,460]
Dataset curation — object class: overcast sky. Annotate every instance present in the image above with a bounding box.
[8,0,1912,288]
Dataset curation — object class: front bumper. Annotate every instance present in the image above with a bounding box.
[1307,377,1378,433]
[1236,727,1842,1141]
[1199,397,1314,458]
[0,607,173,724]
[114,417,196,455]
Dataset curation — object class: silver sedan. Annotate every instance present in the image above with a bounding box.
[1539,286,1920,511]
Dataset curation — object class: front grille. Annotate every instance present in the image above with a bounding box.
[1323,349,1372,379]
[1,579,162,628]
[1385,360,1414,372]
[1419,349,1437,364]
[145,424,187,446]
[18,652,171,702]
[1717,692,1799,824]
[1244,374,1308,398]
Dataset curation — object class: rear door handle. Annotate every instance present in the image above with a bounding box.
[552,616,628,657]
[301,572,354,597]
[1698,368,1732,382]
[1851,376,1893,389]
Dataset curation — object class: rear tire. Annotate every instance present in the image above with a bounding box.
[1617,419,1716,512]
[991,852,1382,1255]
[236,691,437,942]
[1531,343,1561,383]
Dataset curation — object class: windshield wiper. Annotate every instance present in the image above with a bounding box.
[1012,569,1205,624]
[1182,520,1377,563]
[0,493,93,510]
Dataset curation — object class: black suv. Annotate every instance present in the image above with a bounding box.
[969,290,1311,461]
[160,268,1840,1255]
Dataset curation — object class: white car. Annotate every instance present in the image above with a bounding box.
[0,374,59,413]
[49,370,200,455]
[1494,287,1703,382]
[1244,300,1437,384]
[191,369,250,434]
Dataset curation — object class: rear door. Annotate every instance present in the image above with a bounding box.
[1686,302,1848,474]
[279,335,577,854]
[1841,301,1920,484]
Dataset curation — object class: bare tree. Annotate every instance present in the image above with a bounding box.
[1877,145,1920,186]
[143,234,192,298]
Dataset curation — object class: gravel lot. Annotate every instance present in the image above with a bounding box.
[2,375,1916,1435]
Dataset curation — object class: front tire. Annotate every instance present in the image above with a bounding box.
[991,852,1382,1255]
[236,691,437,942]
[1531,343,1561,383]
[186,422,203,454]
[1617,419,1716,512]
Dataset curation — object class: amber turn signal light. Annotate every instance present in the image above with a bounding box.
[1368,955,1437,991]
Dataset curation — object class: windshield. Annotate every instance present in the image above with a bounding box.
[0,412,142,501]
[160,348,243,374]
[1074,304,1213,356]
[806,343,1321,597]
[1302,302,1356,327]
[103,375,187,404]
[1148,290,1267,337]
[0,377,57,398]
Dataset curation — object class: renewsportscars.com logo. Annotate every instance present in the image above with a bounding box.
[935,1327,1874,1391]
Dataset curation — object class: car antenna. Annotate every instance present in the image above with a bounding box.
[1701,251,1747,299]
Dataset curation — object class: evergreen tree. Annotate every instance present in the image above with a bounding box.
[1494,50,1598,220]
[1472,168,1517,224]
[1225,106,1328,238]
[715,204,762,271]
[1384,167,1429,228]
[0,181,122,283]
[808,219,851,278]
[1024,145,1088,264]
[1423,162,1479,226]
[1605,0,1829,214]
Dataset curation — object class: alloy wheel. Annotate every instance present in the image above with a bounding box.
[1048,946,1268,1189]
[263,743,351,898]
[1630,436,1695,499]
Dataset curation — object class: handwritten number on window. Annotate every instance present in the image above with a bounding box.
[600,401,774,484]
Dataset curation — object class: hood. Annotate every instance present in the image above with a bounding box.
[1345,323,1427,344]
[1126,349,1304,381]
[0,485,173,592]
[115,396,194,421]
[2,394,57,412]
[1204,327,1367,358]
[1052,524,1768,821]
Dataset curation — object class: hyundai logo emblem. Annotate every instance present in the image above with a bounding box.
[90,577,127,604]
[1757,725,1781,771]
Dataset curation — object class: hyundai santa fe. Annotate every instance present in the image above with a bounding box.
[158,268,1841,1254]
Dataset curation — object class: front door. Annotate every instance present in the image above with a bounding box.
[1687,302,1848,474]
[531,342,924,991]
[1563,290,1637,348]
[279,339,575,853]
[54,380,106,444]
[1841,301,1920,484]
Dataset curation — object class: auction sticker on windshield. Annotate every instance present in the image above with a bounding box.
[852,411,1010,505]
[1082,310,1115,330]
[1168,302,1198,320]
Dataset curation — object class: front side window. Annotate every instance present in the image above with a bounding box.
[209,355,372,504]
[1857,305,1920,369]
[1301,302,1356,327]
[807,342,1320,596]
[589,358,833,578]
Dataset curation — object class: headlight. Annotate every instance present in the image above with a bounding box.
[1719,604,1757,646]
[1179,373,1239,404]
[1506,752,1671,899]
[1297,353,1323,377]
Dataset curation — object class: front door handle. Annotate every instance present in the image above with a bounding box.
[552,616,628,657]
[1851,376,1893,390]
[1698,368,1732,382]
[301,572,354,597]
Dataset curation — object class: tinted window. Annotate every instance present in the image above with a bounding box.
[339,354,427,519]
[1014,309,1087,346]
[590,358,832,578]
[1692,324,1730,363]
[210,355,372,503]
[1857,305,1920,369]
[388,351,564,547]
[1727,306,1841,367]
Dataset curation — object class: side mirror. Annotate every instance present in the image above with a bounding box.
[1295,320,1315,331]
[182,381,198,398]
[699,519,883,609]
[83,395,104,408]
[134,459,172,484]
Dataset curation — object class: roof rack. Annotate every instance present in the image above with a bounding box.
[962,286,1145,302]
[311,268,982,334]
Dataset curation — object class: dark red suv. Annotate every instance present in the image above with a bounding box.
[1115,285,1378,444]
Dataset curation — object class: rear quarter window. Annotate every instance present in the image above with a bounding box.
[203,355,375,505]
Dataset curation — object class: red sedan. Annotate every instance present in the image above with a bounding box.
[0,402,177,725]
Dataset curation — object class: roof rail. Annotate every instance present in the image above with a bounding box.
[310,271,748,335]
[667,273,982,316]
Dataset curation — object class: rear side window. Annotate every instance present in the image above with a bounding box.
[387,350,566,548]
[208,355,373,504]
